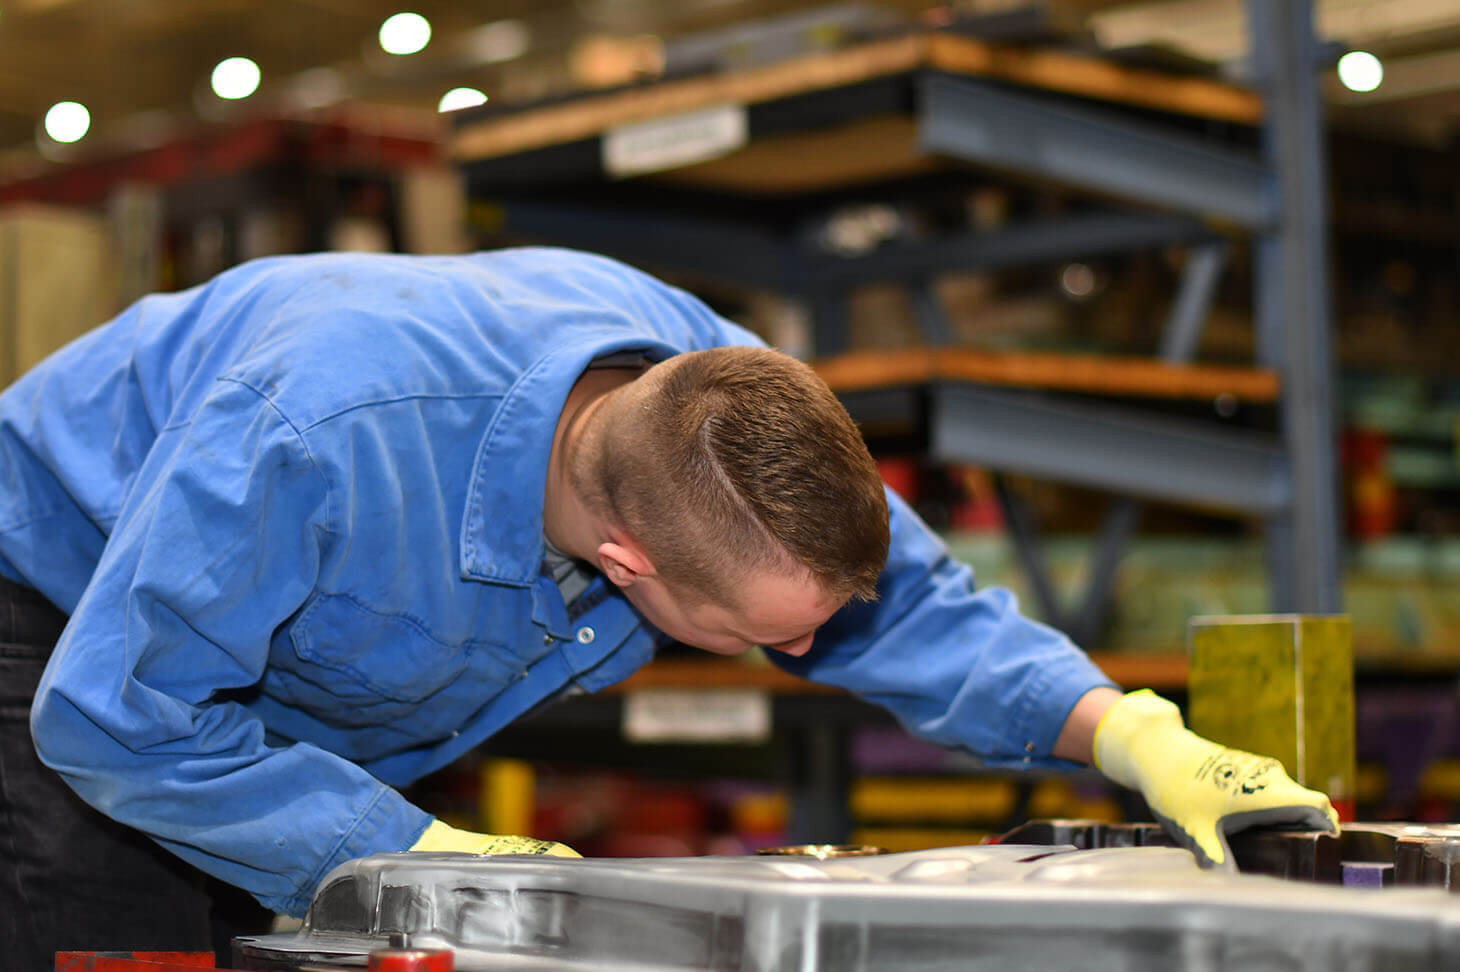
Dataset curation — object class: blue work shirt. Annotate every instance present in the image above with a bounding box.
[0,248,1112,916]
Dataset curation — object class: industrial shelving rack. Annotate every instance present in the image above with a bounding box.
[449,0,1342,636]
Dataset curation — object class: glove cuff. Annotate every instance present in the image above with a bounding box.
[409,819,581,858]
[1092,689,1185,790]
[410,819,472,853]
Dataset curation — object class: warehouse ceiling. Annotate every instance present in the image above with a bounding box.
[0,0,1457,182]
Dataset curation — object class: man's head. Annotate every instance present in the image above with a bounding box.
[579,346,890,655]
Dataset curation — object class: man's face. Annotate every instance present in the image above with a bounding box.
[620,567,845,659]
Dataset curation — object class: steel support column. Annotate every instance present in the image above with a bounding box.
[1247,0,1343,613]
[1159,243,1229,363]
[1071,497,1145,647]
[991,474,1068,630]
[910,278,955,346]
[786,723,853,844]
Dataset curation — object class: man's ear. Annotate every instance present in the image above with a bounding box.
[597,537,656,589]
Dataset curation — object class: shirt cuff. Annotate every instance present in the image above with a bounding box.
[995,650,1119,770]
[283,783,432,918]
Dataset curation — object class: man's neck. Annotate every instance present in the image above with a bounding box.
[542,367,641,563]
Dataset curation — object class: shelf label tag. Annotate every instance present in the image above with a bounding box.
[623,688,771,743]
[603,104,747,178]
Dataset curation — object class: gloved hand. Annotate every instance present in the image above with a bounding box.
[1093,689,1339,868]
[409,819,582,858]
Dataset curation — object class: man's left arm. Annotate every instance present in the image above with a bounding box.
[772,489,1337,866]
[769,488,1119,768]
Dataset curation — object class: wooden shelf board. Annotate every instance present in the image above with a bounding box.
[608,651,1189,696]
[814,347,1281,403]
[451,33,1262,164]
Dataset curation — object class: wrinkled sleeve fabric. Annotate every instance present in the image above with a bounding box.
[771,489,1117,768]
[29,378,430,917]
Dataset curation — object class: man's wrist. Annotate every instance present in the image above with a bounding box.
[1052,685,1124,764]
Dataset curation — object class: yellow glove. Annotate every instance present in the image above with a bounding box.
[409,819,581,858]
[1093,690,1339,869]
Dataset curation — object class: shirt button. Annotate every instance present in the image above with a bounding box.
[1024,741,1036,753]
[575,626,596,645]
[543,634,554,645]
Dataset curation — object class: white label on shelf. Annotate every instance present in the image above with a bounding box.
[623,688,771,743]
[603,104,748,178]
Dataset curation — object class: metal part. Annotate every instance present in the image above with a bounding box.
[1227,827,1341,882]
[1341,824,1460,891]
[994,819,1176,850]
[236,844,1460,971]
[1001,819,1460,893]
[754,843,887,858]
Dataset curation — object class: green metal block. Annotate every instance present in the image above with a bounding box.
[1187,615,1355,811]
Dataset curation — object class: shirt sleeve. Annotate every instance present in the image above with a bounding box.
[29,378,430,917]
[770,488,1118,768]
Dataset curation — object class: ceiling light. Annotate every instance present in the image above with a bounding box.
[212,57,261,100]
[438,87,488,112]
[44,101,90,143]
[1337,50,1383,93]
[380,12,431,55]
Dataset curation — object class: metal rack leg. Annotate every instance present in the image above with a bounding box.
[1247,0,1343,613]
[786,723,853,845]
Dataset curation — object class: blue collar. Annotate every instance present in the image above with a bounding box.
[457,337,675,585]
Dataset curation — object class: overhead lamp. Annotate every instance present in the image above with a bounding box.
[1337,50,1383,93]
[380,12,431,55]
[212,57,262,100]
[44,101,90,143]
[438,87,488,112]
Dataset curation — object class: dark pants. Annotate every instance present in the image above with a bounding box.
[0,577,269,969]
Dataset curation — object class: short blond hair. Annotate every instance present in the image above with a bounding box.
[591,347,889,605]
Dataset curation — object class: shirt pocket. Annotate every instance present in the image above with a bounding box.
[280,593,480,721]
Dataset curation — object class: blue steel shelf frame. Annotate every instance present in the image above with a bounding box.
[457,0,1342,639]
[896,0,1343,629]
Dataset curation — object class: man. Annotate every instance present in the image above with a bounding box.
[0,247,1335,963]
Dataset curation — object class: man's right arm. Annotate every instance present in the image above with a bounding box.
[30,382,431,917]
